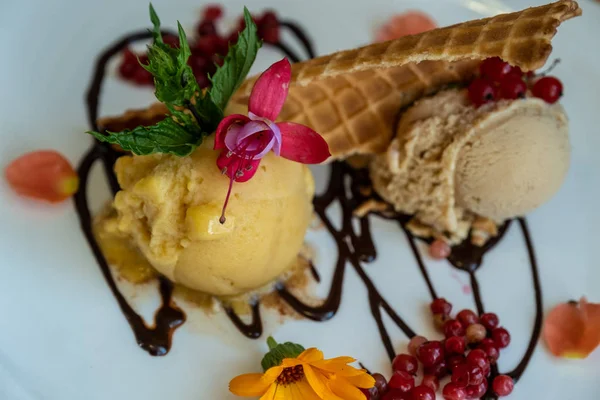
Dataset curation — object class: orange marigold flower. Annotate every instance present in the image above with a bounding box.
[230,339,375,400]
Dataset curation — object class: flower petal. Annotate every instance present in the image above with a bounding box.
[259,383,278,400]
[543,298,600,358]
[296,377,323,400]
[342,372,376,389]
[215,114,249,150]
[248,58,291,120]
[249,112,282,156]
[229,366,282,397]
[224,121,266,151]
[375,11,437,42]
[5,150,79,203]
[328,376,367,400]
[303,364,328,397]
[278,122,331,164]
[216,151,261,183]
[298,348,324,363]
[280,357,305,369]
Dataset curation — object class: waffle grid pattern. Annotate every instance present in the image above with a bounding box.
[231,1,580,160]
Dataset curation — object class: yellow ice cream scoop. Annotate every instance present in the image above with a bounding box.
[108,138,315,296]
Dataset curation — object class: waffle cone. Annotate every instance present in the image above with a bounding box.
[232,0,581,159]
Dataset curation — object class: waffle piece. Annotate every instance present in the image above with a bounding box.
[232,0,581,159]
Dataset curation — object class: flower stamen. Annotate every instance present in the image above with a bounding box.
[276,365,304,386]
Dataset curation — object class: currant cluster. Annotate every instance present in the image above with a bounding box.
[362,298,515,400]
[118,5,281,88]
[468,57,563,107]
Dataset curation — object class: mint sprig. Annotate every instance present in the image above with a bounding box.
[209,8,261,111]
[88,4,262,157]
[90,110,201,156]
[261,337,305,371]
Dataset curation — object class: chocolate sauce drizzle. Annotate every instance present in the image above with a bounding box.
[76,16,543,399]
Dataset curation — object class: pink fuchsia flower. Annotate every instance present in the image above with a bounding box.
[214,58,330,223]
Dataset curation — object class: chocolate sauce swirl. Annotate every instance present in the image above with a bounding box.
[77,16,543,399]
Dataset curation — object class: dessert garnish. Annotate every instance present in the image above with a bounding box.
[89,4,329,223]
[468,57,565,107]
[215,58,330,222]
[352,296,518,399]
[375,11,437,42]
[543,297,600,358]
[5,150,79,203]
[89,4,262,156]
[118,5,285,87]
[229,336,375,399]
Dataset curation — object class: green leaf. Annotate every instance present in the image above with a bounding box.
[208,7,262,112]
[142,5,199,111]
[88,110,205,157]
[260,337,305,371]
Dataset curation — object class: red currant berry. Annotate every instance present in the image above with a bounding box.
[478,342,500,364]
[466,349,490,374]
[162,34,180,48]
[491,327,511,349]
[373,372,388,393]
[480,313,499,331]
[195,74,210,89]
[480,338,495,348]
[392,354,419,375]
[506,65,523,79]
[479,57,512,82]
[466,324,487,344]
[430,298,452,316]
[492,375,514,397]
[408,336,428,356]
[228,32,240,44]
[381,389,411,400]
[468,78,497,107]
[424,359,448,379]
[446,354,466,372]
[258,11,280,44]
[389,371,415,392]
[532,76,563,104]
[429,239,451,259]
[451,364,471,388]
[442,382,467,400]
[197,20,217,37]
[499,76,527,100]
[412,385,436,400]
[118,49,138,79]
[421,375,440,391]
[445,336,466,355]
[444,319,466,338]
[466,364,484,385]
[466,380,488,399]
[434,314,450,332]
[202,5,223,21]
[132,65,152,85]
[417,341,445,367]
[360,387,378,400]
[457,309,479,327]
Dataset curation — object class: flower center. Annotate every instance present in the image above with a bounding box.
[276,365,304,386]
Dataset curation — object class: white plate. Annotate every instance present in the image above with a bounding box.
[1,0,599,399]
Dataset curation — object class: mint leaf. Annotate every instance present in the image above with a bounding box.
[89,110,205,157]
[143,6,199,111]
[208,7,262,112]
[260,337,305,371]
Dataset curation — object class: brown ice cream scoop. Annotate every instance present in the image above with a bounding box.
[454,100,570,221]
[370,89,570,243]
